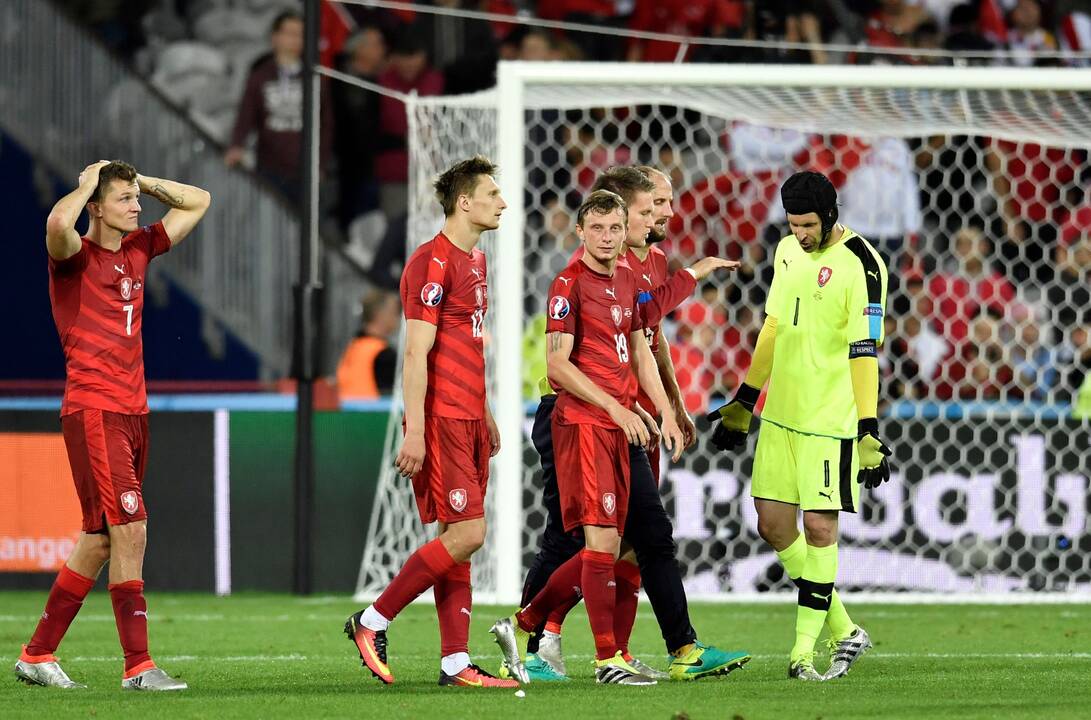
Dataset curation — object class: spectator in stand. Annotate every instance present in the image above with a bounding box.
[942,2,998,56]
[332,26,388,232]
[1048,227,1091,333]
[863,0,935,56]
[928,226,1018,343]
[407,1,500,93]
[375,30,444,219]
[744,0,830,64]
[1006,0,1059,66]
[838,136,922,266]
[520,29,557,60]
[537,1,631,61]
[336,289,400,400]
[936,306,1011,400]
[225,11,332,203]
[1010,321,1059,401]
[1057,3,1091,66]
[984,137,1084,282]
[626,0,746,62]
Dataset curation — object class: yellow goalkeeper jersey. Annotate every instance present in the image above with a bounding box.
[761,227,888,439]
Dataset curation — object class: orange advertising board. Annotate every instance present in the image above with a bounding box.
[0,433,81,572]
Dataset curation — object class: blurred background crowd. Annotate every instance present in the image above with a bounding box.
[47,0,1091,415]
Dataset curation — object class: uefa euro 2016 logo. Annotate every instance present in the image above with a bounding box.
[549,295,570,320]
[420,282,444,306]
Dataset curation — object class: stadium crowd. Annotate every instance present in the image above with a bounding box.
[55,0,1091,413]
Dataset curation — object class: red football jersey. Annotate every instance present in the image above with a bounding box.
[626,246,672,414]
[49,222,172,416]
[400,232,488,420]
[546,256,695,427]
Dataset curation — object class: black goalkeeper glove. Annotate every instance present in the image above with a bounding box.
[856,417,892,489]
[704,384,761,451]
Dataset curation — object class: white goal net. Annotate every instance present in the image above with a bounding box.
[357,63,1091,603]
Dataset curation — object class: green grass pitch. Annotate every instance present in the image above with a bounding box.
[1,592,1088,719]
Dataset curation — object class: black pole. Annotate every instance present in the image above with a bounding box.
[292,0,322,595]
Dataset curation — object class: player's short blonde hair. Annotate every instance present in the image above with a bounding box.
[433,155,498,217]
[576,189,627,227]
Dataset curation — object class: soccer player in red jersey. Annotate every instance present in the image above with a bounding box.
[493,190,740,685]
[14,160,210,691]
[345,156,517,689]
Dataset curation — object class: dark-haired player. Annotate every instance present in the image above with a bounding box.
[345,156,518,689]
[15,160,210,691]
[707,171,890,681]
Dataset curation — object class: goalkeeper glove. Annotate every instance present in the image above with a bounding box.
[856,417,892,489]
[704,383,760,451]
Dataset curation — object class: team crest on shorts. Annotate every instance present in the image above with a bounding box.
[120,491,139,515]
[611,304,623,327]
[817,267,833,287]
[602,492,616,516]
[475,285,484,307]
[421,282,444,306]
[449,488,468,512]
[120,277,133,300]
[549,296,570,320]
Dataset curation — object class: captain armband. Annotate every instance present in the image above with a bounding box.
[848,339,878,359]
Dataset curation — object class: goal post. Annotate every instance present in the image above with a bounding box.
[356,62,1091,605]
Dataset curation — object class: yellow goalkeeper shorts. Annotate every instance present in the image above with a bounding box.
[751,421,861,513]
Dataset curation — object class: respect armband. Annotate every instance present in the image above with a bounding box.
[848,339,878,358]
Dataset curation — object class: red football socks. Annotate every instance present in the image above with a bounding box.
[581,549,618,661]
[373,538,457,621]
[435,561,472,657]
[613,559,641,656]
[517,551,583,632]
[108,580,153,675]
[25,565,95,657]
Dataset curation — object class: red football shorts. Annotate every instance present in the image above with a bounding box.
[551,418,630,533]
[411,416,490,524]
[60,409,150,532]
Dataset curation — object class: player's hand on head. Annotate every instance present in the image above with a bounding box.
[688,257,741,281]
[78,160,111,187]
[856,419,892,490]
[395,431,426,478]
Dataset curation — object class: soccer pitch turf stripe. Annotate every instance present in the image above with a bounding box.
[6,652,1085,663]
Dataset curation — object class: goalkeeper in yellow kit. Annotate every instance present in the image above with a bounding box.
[706,171,891,681]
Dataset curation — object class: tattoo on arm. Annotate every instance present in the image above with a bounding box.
[549,332,562,353]
[149,183,184,208]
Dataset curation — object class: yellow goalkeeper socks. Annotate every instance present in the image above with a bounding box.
[790,543,839,662]
[775,533,808,579]
[778,535,854,643]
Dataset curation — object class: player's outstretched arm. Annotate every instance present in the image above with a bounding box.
[546,331,649,447]
[395,319,437,477]
[137,174,212,247]
[655,331,696,448]
[45,160,110,260]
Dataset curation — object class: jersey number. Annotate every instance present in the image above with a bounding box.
[614,333,629,363]
[471,308,484,338]
[123,304,134,336]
